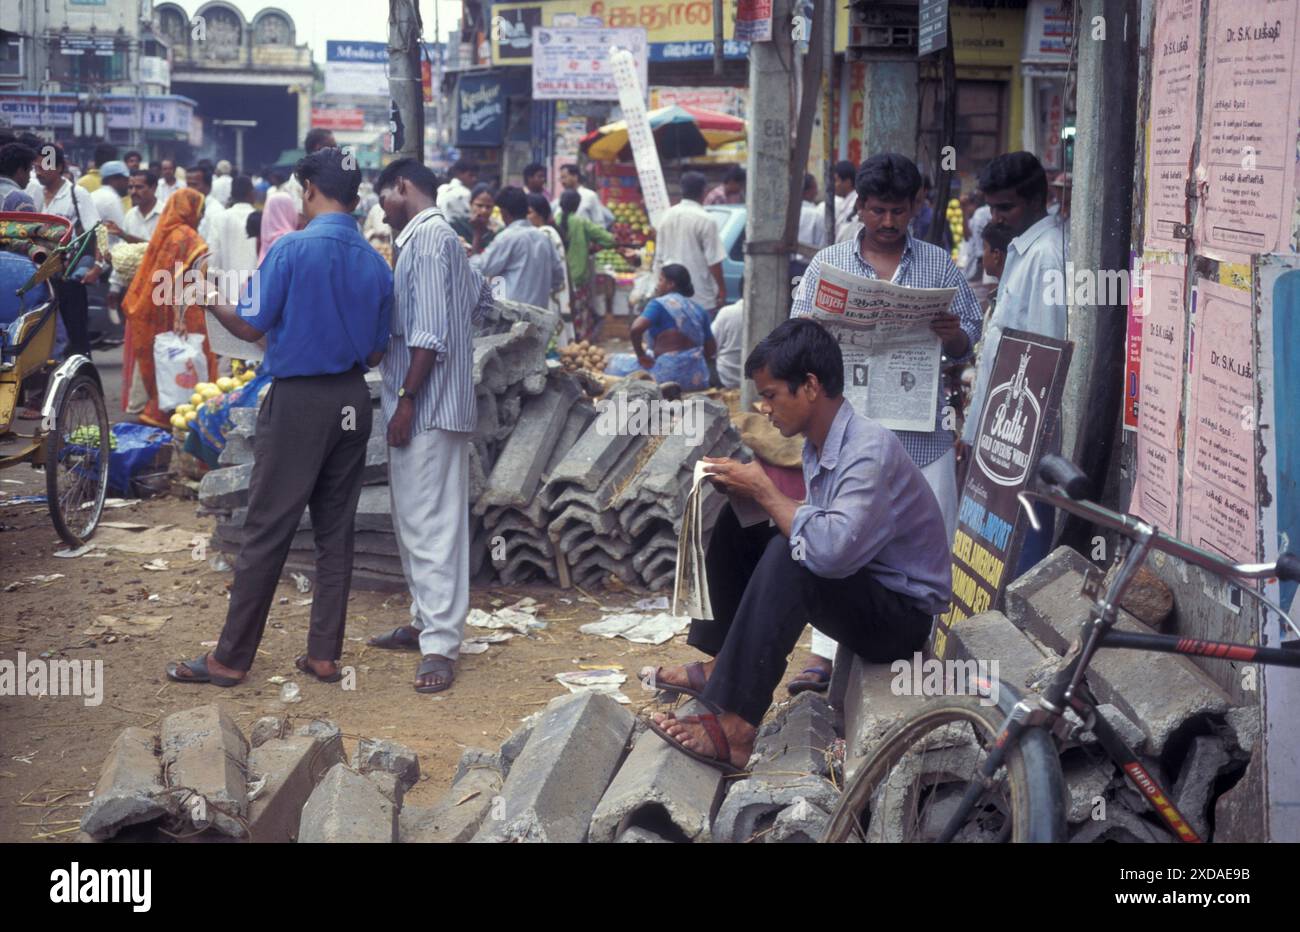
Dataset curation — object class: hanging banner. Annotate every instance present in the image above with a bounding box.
[532,27,647,101]
[933,330,1073,659]
[918,0,950,57]
[610,47,669,227]
[325,41,390,98]
[455,72,508,147]
[1130,258,1186,528]
[1144,0,1201,251]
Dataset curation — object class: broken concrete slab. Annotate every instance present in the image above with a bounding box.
[81,727,173,841]
[711,774,840,844]
[616,826,671,843]
[589,714,723,843]
[841,658,935,780]
[400,767,502,843]
[1212,752,1263,842]
[299,763,398,843]
[246,734,345,842]
[1060,751,1116,824]
[365,771,405,809]
[1223,705,1261,757]
[498,714,540,781]
[473,692,634,843]
[1003,548,1233,756]
[249,715,289,749]
[1171,735,1232,841]
[352,737,420,791]
[197,463,253,511]
[453,747,502,785]
[766,800,831,843]
[542,422,640,501]
[160,704,249,837]
[945,610,1054,695]
[749,692,836,779]
[1069,801,1175,843]
[294,719,344,763]
[1079,703,1147,753]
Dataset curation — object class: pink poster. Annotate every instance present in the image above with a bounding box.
[1144,0,1202,251]
[1179,279,1259,562]
[1197,0,1300,260]
[1130,262,1186,528]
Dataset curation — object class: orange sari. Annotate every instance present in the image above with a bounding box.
[121,188,216,427]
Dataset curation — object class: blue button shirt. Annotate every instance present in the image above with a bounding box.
[238,213,393,378]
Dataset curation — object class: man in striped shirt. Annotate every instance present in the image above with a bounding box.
[367,158,495,694]
[788,153,981,691]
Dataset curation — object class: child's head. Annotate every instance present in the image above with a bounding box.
[982,222,1014,279]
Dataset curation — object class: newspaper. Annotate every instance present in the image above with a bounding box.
[673,461,715,621]
[806,264,957,432]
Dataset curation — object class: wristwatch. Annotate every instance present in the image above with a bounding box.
[396,386,412,401]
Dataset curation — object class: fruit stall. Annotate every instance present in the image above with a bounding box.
[592,163,655,316]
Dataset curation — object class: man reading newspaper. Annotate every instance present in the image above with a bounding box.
[644,320,952,772]
[787,153,981,692]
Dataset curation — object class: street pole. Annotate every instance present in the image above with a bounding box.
[823,0,835,247]
[741,0,797,410]
[388,0,425,162]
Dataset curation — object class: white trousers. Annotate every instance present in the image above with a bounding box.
[810,447,959,661]
[389,427,472,660]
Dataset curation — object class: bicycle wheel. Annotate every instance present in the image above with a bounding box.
[44,372,110,546]
[822,693,1066,843]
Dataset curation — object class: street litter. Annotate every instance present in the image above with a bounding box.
[632,596,670,611]
[267,675,288,685]
[291,572,311,593]
[142,559,169,571]
[280,682,301,703]
[579,612,691,645]
[554,669,630,704]
[460,631,515,654]
[466,606,547,634]
[3,581,22,592]
[85,614,171,637]
[27,574,64,584]
[53,544,96,558]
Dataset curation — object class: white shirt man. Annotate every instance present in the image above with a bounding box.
[122,198,163,242]
[962,212,1067,446]
[198,196,226,271]
[834,191,858,239]
[651,194,726,311]
[552,185,610,227]
[27,176,100,232]
[711,299,744,388]
[214,199,257,288]
[798,200,827,251]
[211,161,233,206]
[90,184,127,249]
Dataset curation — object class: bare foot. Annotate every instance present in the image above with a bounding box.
[414,653,455,693]
[650,709,755,770]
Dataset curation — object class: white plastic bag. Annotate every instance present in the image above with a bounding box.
[153,331,209,412]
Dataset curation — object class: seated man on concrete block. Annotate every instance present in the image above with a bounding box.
[647,318,953,772]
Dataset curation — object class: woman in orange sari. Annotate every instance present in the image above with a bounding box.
[121,188,217,427]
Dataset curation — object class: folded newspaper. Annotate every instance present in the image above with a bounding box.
[672,461,768,620]
[806,264,957,432]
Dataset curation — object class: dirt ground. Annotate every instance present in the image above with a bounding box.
[0,488,819,843]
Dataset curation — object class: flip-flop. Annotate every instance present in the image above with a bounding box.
[787,665,831,696]
[414,654,455,694]
[645,711,746,775]
[367,625,421,651]
[641,661,709,702]
[295,654,344,684]
[165,654,241,687]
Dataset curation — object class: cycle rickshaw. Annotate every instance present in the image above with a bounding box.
[0,211,111,545]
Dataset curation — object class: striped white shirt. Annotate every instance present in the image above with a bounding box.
[382,207,494,435]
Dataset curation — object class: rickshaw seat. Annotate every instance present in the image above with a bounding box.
[0,251,51,356]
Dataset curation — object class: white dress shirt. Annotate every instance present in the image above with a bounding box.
[90,185,127,248]
[834,192,858,239]
[211,174,232,207]
[214,202,258,285]
[651,197,727,310]
[198,196,226,269]
[551,186,610,227]
[962,213,1068,445]
[798,200,827,251]
[122,201,163,242]
[436,177,472,222]
[711,299,744,388]
[28,178,100,232]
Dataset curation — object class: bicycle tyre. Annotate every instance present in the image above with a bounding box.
[45,372,110,546]
[822,693,1067,843]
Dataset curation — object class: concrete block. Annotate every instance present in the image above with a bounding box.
[765,801,831,843]
[1003,548,1232,756]
[160,704,249,837]
[217,432,255,466]
[249,715,289,749]
[749,692,836,779]
[81,727,172,841]
[616,826,671,843]
[400,768,502,843]
[228,405,259,434]
[299,763,397,843]
[1224,705,1260,757]
[589,718,723,843]
[945,610,1054,694]
[841,658,935,779]
[1171,735,1232,841]
[352,737,420,790]
[366,771,405,809]
[453,747,502,785]
[294,719,344,763]
[632,530,679,576]
[472,692,635,843]
[197,463,253,510]
[498,714,540,780]
[543,420,640,499]
[1213,752,1263,842]
[1060,750,1116,824]
[246,734,345,842]
[1069,801,1175,843]
[1079,704,1147,753]
[711,775,840,843]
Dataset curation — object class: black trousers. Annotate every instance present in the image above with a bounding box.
[214,368,372,671]
[689,504,934,726]
[53,278,91,359]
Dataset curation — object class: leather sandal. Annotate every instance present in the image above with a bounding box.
[641,660,709,702]
[368,625,421,651]
[166,654,242,687]
[645,710,746,775]
[414,654,455,694]
[295,654,343,684]
[786,665,831,696]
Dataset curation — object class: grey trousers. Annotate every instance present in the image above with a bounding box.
[388,427,471,659]
[214,368,372,671]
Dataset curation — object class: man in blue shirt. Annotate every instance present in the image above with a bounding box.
[167,147,393,687]
[647,320,952,772]
[470,185,564,309]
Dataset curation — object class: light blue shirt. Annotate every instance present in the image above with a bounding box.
[470,219,565,310]
[790,400,953,615]
[382,207,494,435]
[963,213,1067,444]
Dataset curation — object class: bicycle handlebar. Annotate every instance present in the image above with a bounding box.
[1032,454,1300,585]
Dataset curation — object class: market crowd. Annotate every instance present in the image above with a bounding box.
[0,128,1069,766]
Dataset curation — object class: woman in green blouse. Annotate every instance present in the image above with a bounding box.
[556,189,617,336]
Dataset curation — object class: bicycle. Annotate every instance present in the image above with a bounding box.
[822,454,1300,843]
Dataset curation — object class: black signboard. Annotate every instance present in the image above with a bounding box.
[918,0,949,57]
[933,328,1073,659]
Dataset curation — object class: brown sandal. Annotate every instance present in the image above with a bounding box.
[645,711,745,775]
[641,660,709,702]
